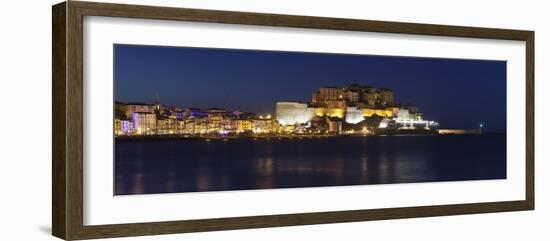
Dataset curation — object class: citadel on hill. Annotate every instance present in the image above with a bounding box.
[114,82,439,137]
[276,82,438,134]
[278,82,401,126]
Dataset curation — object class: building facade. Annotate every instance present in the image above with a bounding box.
[345,107,364,124]
[131,112,157,135]
[275,102,315,126]
[157,117,177,134]
[125,103,155,119]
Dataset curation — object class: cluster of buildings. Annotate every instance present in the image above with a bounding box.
[115,82,439,137]
[114,99,280,136]
[276,83,400,128]
[275,82,437,134]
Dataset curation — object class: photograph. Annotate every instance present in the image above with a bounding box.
[113,44,507,195]
[45,1,536,240]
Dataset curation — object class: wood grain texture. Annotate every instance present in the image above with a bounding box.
[52,2,67,239]
[74,201,530,240]
[72,1,533,40]
[51,1,535,240]
[525,32,535,209]
[66,2,85,240]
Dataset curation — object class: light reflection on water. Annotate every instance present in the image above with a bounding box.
[115,134,506,195]
[131,173,144,194]
[196,167,211,192]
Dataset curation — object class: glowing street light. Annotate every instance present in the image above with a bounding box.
[479,122,484,134]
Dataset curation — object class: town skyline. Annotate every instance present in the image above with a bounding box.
[115,44,507,132]
[114,81,394,114]
[115,82,454,137]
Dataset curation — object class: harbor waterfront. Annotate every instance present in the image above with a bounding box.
[113,45,507,195]
[115,133,506,195]
[113,82,493,195]
[114,83,446,138]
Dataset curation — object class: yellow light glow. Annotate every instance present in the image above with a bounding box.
[363,108,392,118]
[315,108,325,117]
[326,108,345,118]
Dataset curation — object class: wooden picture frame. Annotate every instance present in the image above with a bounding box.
[52,1,534,240]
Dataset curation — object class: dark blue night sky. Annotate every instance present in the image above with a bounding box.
[114,44,506,133]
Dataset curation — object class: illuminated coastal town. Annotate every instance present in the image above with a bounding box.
[114,82,456,138]
[112,45,503,195]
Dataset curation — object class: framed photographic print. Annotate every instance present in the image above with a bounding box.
[52,1,534,240]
